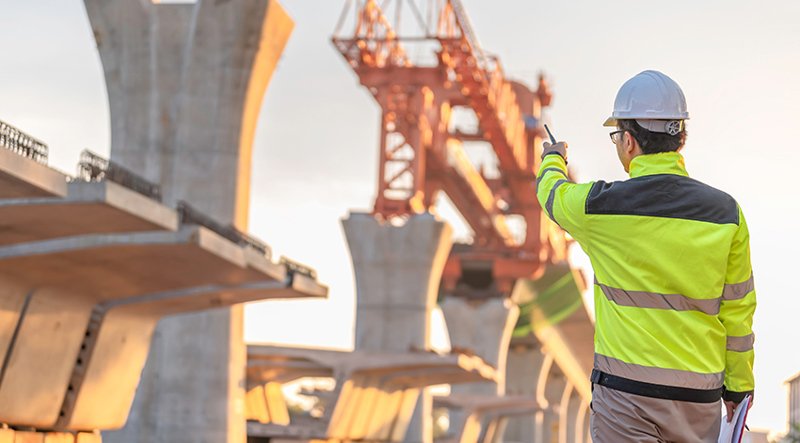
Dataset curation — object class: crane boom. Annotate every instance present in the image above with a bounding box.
[333,0,568,293]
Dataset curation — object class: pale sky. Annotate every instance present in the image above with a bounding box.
[2,0,799,434]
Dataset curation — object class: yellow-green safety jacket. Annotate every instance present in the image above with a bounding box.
[536,151,755,403]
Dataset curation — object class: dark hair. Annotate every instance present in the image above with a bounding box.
[618,119,687,154]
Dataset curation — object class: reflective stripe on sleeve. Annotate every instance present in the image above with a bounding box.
[595,278,720,316]
[594,353,724,390]
[722,274,754,301]
[726,333,755,352]
[536,167,567,191]
[545,179,570,222]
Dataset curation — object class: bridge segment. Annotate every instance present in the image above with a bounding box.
[0,125,326,440]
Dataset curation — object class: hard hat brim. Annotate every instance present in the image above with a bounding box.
[603,117,617,127]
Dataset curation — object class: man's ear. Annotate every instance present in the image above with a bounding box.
[625,132,637,155]
[623,131,641,155]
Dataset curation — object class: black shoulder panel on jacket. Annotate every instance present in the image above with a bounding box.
[586,174,739,225]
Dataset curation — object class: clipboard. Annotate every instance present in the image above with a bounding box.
[718,395,751,443]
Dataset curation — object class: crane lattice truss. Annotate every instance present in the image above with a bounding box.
[333,0,568,293]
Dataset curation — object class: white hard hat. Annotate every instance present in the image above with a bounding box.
[603,70,689,135]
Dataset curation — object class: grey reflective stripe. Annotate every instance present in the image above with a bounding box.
[536,167,567,191]
[595,278,720,316]
[726,333,755,352]
[722,274,754,301]
[594,353,724,390]
[545,179,570,222]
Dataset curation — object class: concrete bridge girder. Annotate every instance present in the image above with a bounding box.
[245,346,500,442]
[0,225,324,430]
[0,181,178,247]
[0,428,101,443]
[0,147,67,199]
[432,394,545,443]
[0,157,327,432]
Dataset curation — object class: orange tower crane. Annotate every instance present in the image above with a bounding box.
[333,0,569,295]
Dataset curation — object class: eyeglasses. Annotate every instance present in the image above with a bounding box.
[609,130,624,144]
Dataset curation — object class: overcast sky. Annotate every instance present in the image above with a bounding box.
[1,0,798,433]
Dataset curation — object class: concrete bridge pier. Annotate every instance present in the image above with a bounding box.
[439,297,519,441]
[342,212,453,443]
[503,342,549,442]
[83,0,295,441]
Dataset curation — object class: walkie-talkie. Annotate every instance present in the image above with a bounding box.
[544,124,557,144]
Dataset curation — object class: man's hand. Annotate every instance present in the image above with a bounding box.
[542,141,568,162]
[724,396,754,423]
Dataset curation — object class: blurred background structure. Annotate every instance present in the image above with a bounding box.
[2,0,800,441]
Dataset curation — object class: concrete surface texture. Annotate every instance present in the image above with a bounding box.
[504,343,549,442]
[81,0,294,441]
[342,212,453,443]
[438,297,519,441]
[245,345,499,442]
[0,146,67,199]
[440,297,519,395]
[0,429,101,443]
[342,213,453,353]
[432,394,544,443]
[0,181,178,247]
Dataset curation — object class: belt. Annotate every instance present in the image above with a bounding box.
[590,369,724,403]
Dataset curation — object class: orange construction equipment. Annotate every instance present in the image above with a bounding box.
[332,0,568,294]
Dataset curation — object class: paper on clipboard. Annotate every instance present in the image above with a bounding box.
[718,395,752,443]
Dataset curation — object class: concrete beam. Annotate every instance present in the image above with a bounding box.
[0,181,178,247]
[0,147,67,199]
[0,227,326,430]
[433,395,543,443]
[0,430,99,443]
[245,346,498,442]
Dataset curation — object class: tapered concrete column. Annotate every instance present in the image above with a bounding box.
[440,298,519,395]
[84,1,294,442]
[342,212,453,443]
[503,342,548,442]
[439,297,518,438]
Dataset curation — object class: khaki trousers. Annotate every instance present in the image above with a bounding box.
[590,385,721,443]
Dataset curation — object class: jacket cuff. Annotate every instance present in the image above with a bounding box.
[542,151,567,164]
[723,388,753,403]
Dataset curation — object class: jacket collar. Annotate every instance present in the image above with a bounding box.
[628,152,689,179]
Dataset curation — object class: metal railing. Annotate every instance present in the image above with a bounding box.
[0,120,49,164]
[76,150,163,202]
[280,256,318,280]
[176,200,273,260]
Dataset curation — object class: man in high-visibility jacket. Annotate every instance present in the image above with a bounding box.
[536,70,755,442]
